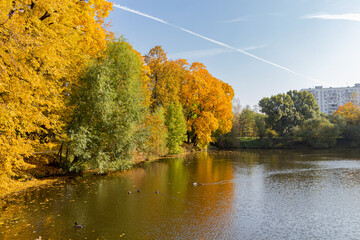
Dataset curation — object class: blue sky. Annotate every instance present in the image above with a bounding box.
[107,0,360,107]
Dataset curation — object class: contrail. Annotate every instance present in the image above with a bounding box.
[113,4,326,85]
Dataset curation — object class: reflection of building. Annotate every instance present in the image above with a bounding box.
[301,84,360,114]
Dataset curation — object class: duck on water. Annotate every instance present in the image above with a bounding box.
[75,222,84,229]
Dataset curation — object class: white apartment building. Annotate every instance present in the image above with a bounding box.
[301,84,360,114]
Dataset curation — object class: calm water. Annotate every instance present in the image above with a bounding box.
[1,149,360,239]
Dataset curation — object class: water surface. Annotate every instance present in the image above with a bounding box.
[1,149,360,239]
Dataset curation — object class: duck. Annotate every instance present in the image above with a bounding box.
[128,191,132,194]
[137,189,141,193]
[192,182,201,186]
[155,190,159,194]
[75,222,84,229]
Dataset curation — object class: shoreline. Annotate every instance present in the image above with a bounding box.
[0,150,198,204]
[4,145,355,202]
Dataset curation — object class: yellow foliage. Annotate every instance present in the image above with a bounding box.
[335,102,360,124]
[144,46,234,148]
[143,110,168,157]
[144,46,188,109]
[181,62,234,148]
[0,0,113,178]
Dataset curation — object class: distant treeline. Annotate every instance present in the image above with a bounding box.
[215,91,360,149]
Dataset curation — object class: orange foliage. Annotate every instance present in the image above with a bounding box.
[181,63,234,148]
[144,46,188,109]
[144,46,234,148]
[335,102,360,124]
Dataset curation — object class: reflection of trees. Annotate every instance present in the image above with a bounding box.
[3,149,360,239]
[0,186,70,239]
[173,152,235,239]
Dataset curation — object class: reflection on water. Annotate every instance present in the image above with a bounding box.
[1,149,360,239]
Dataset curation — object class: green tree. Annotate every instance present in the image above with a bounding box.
[287,90,319,126]
[144,107,168,158]
[294,114,339,148]
[238,106,256,137]
[259,93,294,136]
[259,91,319,136]
[254,114,266,138]
[213,99,241,148]
[68,39,148,172]
[0,0,113,183]
[332,104,360,146]
[165,102,187,154]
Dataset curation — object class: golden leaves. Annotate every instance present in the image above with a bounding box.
[145,46,187,109]
[181,62,234,148]
[144,46,234,149]
[0,0,113,179]
[335,102,360,124]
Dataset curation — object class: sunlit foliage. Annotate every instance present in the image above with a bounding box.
[144,107,168,158]
[144,46,187,109]
[334,102,360,124]
[181,63,234,148]
[259,91,319,136]
[0,0,113,179]
[68,39,148,173]
[213,99,242,148]
[165,102,187,154]
[334,102,360,146]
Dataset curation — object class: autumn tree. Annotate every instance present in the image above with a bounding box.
[214,98,242,148]
[334,102,360,124]
[165,102,187,154]
[0,0,113,182]
[181,62,234,148]
[143,107,168,158]
[334,102,360,146]
[144,46,187,109]
[68,39,148,173]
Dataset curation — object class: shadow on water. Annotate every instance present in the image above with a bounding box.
[1,149,360,239]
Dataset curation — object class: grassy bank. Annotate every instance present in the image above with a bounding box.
[221,137,356,149]
[0,144,201,201]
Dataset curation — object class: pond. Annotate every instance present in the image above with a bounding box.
[1,149,360,239]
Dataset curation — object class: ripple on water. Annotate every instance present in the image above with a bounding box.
[1,150,360,239]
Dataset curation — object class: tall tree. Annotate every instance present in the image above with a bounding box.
[0,0,113,176]
[259,91,319,136]
[68,39,148,172]
[181,62,234,148]
[238,106,256,137]
[144,46,187,109]
[143,107,168,158]
[259,94,294,136]
[287,90,319,126]
[165,102,187,154]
